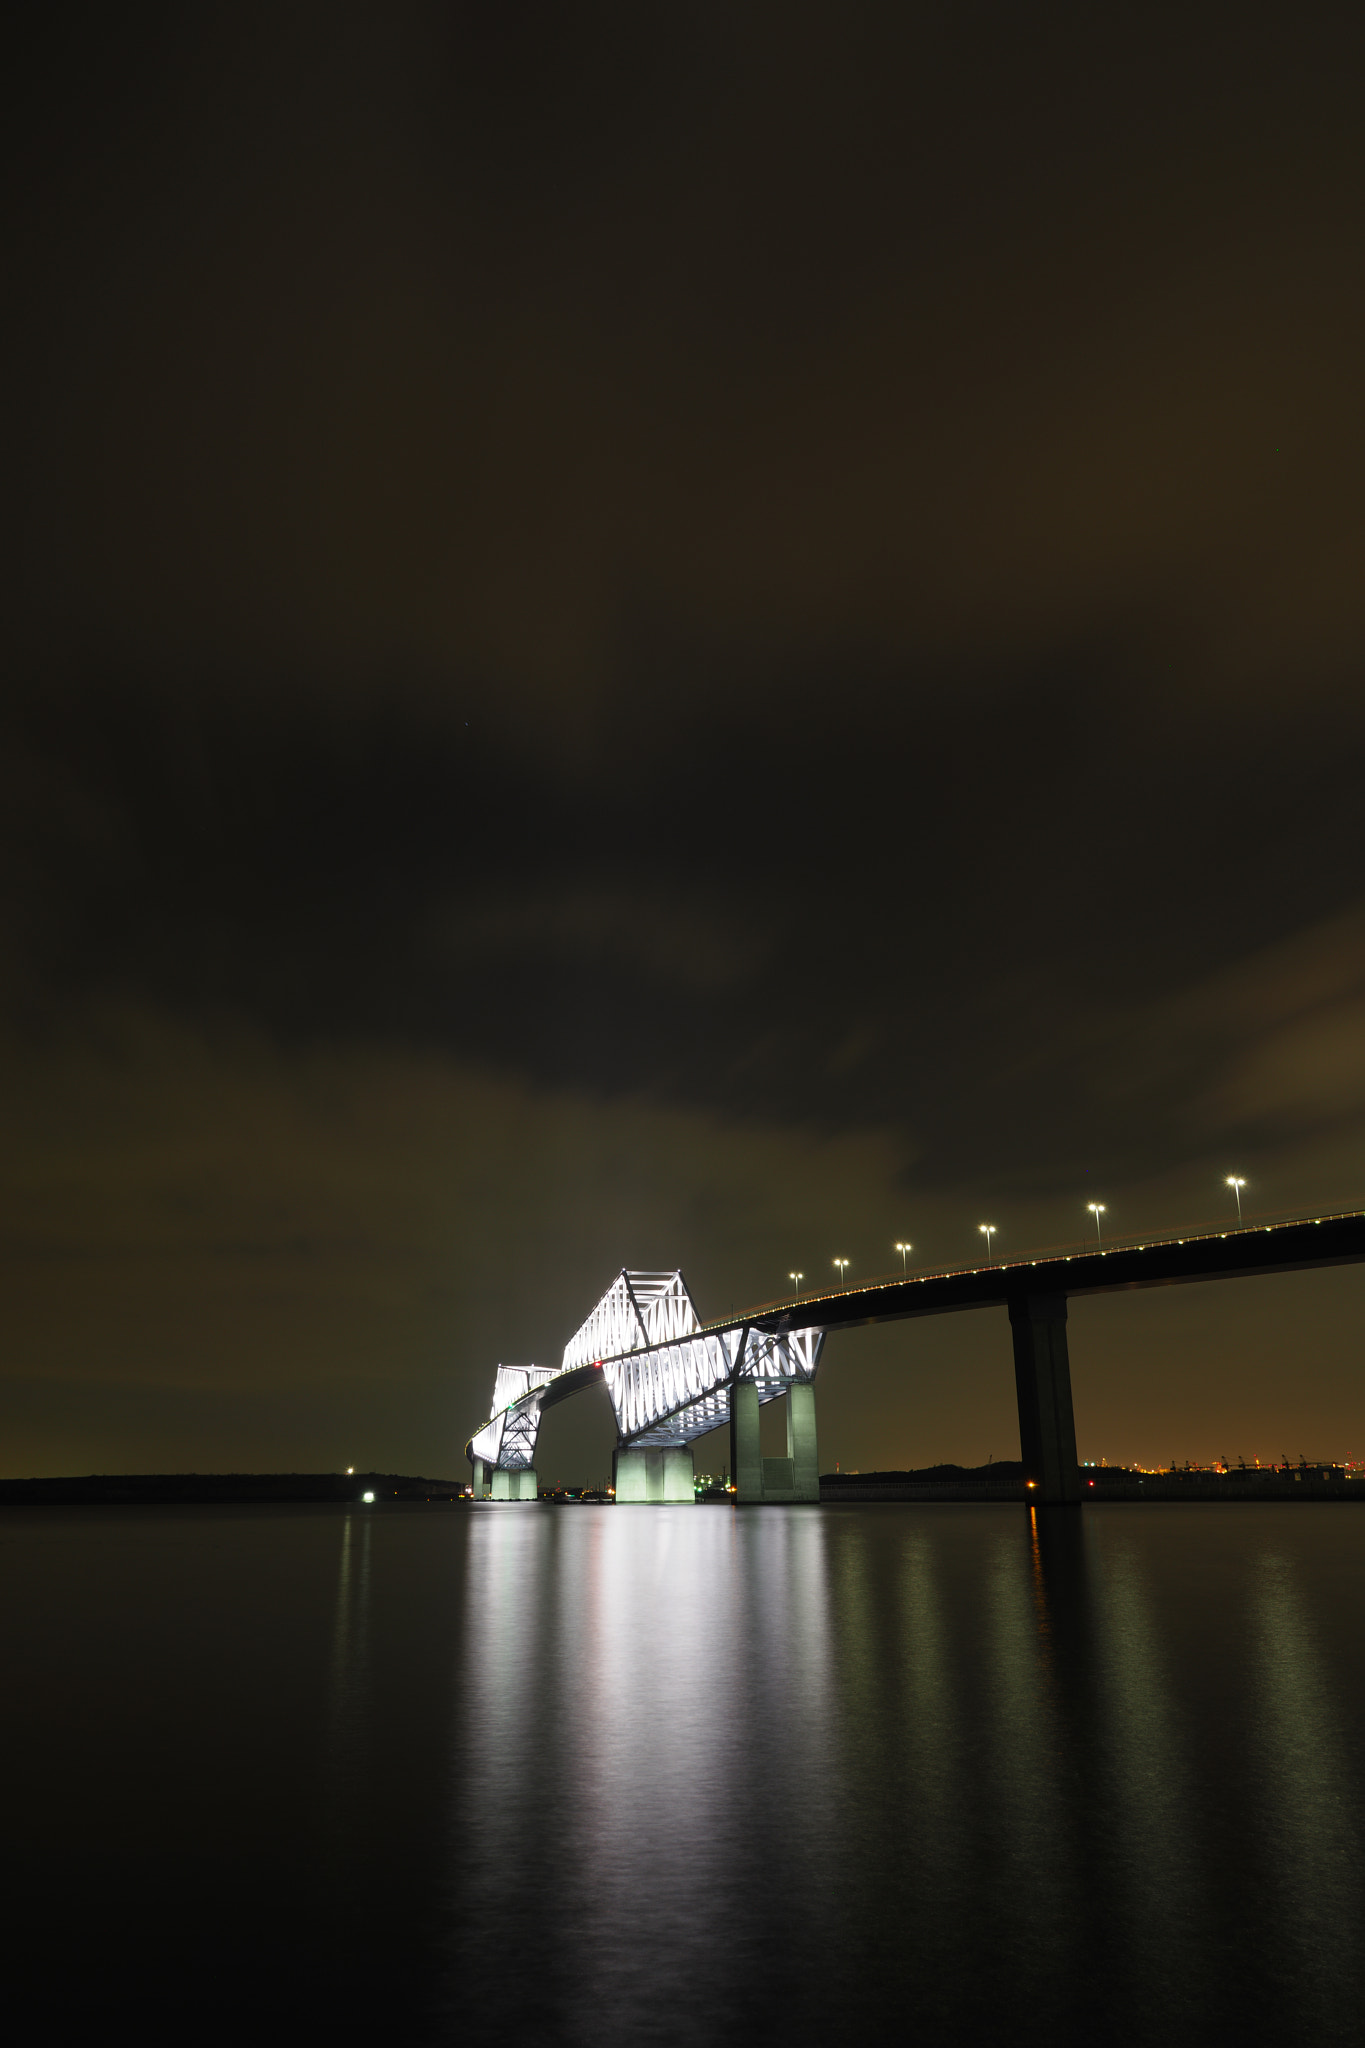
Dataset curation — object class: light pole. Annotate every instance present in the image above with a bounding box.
[895,1241,912,1275]
[833,1257,849,1287]
[978,1224,996,1261]
[1087,1201,1106,1249]
[1226,1176,1246,1223]
[789,1270,804,1295]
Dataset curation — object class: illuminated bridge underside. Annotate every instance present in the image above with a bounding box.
[610,1325,823,1448]
[468,1269,824,1468]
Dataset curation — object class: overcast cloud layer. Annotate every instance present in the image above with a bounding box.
[3,2,1363,1478]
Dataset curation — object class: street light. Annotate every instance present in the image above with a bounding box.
[979,1224,996,1261]
[789,1270,804,1295]
[833,1257,849,1286]
[895,1241,912,1275]
[1226,1176,1246,1223]
[1087,1202,1106,1249]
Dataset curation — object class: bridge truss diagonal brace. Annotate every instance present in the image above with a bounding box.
[469,1394,544,1473]
[1009,1293,1081,1506]
[497,1396,544,1469]
[614,1325,824,1449]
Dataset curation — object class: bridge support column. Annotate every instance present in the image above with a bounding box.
[1009,1294,1080,1506]
[491,1467,538,1500]
[613,1446,694,1502]
[731,1381,820,1503]
[787,1381,820,1502]
[470,1456,485,1497]
[730,1381,764,1502]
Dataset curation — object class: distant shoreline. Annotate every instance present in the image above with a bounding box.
[2,1467,1359,1508]
[0,1473,463,1507]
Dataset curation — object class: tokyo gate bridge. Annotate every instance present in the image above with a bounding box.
[467,1268,822,1503]
[465,1211,1365,1506]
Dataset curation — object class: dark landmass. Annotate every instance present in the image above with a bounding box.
[5,1466,1358,1509]
[824,1462,1025,1485]
[820,1462,1025,1501]
[0,1472,465,1507]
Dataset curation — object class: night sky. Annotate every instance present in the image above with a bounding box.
[3,2,1364,1482]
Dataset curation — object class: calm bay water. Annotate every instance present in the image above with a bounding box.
[3,1501,1363,2043]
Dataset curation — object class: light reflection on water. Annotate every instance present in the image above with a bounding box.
[325,1503,372,1764]
[1083,1516,1203,2007]
[1250,1550,1363,2024]
[2,1502,1363,2044]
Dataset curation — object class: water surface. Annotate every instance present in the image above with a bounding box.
[3,1502,1362,2043]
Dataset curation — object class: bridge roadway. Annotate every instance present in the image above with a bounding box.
[709,1210,1365,1341]
[706,1210,1365,1505]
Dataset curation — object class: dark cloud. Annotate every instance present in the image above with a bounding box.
[8,679,1361,1164]
[7,3,1365,710]
[2,2,1364,1475]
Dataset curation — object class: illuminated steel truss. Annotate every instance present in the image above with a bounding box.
[468,1270,823,1469]
[560,1270,701,1370]
[468,1365,559,1471]
[608,1323,823,1446]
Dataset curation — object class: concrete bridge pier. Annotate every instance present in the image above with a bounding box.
[490,1467,538,1500]
[613,1446,695,1502]
[470,1456,485,1497]
[730,1382,763,1501]
[1009,1293,1081,1506]
[731,1380,820,1503]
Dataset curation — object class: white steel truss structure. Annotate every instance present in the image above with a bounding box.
[608,1324,824,1447]
[467,1270,824,1469]
[468,1364,559,1471]
[560,1271,701,1371]
[492,1364,560,1413]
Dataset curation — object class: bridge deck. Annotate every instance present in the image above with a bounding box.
[705,1210,1365,1340]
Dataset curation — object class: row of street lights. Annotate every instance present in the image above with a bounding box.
[800,1177,1252,1292]
[788,1257,859,1294]
[985,1176,1250,1261]
[789,1245,912,1295]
